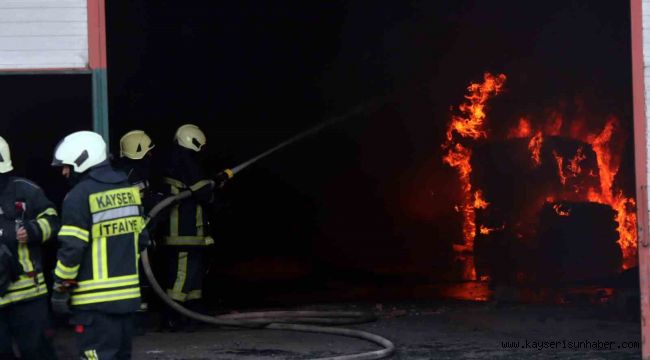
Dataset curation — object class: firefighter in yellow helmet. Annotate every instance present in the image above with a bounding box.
[115,130,163,336]
[120,129,154,159]
[0,136,60,359]
[115,130,161,210]
[160,124,232,330]
[51,131,150,359]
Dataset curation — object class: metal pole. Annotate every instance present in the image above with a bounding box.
[92,69,109,145]
[88,0,109,145]
[630,0,649,358]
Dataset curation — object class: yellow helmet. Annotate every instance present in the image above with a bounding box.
[174,124,206,152]
[120,130,155,160]
[0,136,13,173]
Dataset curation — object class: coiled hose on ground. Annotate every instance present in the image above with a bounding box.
[141,189,396,360]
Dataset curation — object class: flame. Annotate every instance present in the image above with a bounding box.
[554,147,586,189]
[473,190,489,209]
[443,73,637,285]
[553,150,566,185]
[442,73,506,280]
[551,118,636,268]
[589,119,617,201]
[528,131,543,167]
[584,117,637,269]
[479,224,505,235]
[445,73,507,142]
[553,204,571,217]
[567,147,586,178]
[442,143,475,246]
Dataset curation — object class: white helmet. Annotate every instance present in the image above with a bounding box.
[174,124,206,152]
[52,131,107,173]
[0,136,13,173]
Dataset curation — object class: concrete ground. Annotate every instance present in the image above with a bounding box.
[50,300,641,359]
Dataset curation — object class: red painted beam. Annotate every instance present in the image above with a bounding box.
[87,0,107,70]
[630,0,650,358]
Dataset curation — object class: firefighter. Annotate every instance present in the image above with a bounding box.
[115,130,162,335]
[161,124,231,331]
[50,131,150,359]
[0,136,60,360]
[115,130,157,207]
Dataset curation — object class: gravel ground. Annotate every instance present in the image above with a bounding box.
[49,300,641,359]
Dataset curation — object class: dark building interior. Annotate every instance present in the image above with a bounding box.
[0,0,638,313]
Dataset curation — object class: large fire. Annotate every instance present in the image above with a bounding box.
[442,73,637,281]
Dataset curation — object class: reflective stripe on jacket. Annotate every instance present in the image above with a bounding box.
[0,177,60,307]
[163,177,214,246]
[55,165,150,314]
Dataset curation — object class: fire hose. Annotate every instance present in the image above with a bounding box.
[140,104,396,359]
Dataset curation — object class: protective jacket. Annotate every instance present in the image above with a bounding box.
[114,157,163,212]
[0,175,60,307]
[54,164,150,314]
[162,146,214,246]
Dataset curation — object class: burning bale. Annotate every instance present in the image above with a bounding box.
[470,136,601,224]
[536,201,620,283]
[471,137,611,284]
[442,73,637,285]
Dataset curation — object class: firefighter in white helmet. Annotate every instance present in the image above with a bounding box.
[0,136,60,359]
[160,124,232,330]
[51,131,150,359]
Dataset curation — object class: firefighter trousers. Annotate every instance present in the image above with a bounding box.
[0,297,57,360]
[71,311,135,360]
[165,248,206,303]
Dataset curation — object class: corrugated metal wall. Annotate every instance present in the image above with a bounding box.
[0,0,88,70]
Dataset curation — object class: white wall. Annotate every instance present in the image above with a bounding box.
[0,0,88,70]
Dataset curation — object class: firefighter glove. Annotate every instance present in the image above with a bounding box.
[214,169,234,188]
[51,290,71,315]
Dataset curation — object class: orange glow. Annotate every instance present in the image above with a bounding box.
[569,116,588,140]
[508,117,532,138]
[545,111,563,135]
[442,73,506,280]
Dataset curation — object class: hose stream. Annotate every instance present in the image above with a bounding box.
[142,190,395,360]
